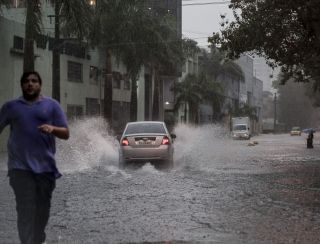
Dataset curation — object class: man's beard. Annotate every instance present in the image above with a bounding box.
[22,90,41,101]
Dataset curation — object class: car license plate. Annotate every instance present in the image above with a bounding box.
[139,140,151,145]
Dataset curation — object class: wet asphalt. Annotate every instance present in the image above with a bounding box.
[0,123,320,244]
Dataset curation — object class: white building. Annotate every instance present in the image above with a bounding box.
[0,2,148,151]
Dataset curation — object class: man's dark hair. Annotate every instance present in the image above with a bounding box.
[20,71,42,85]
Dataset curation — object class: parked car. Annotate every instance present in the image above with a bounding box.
[290,126,301,136]
[118,121,176,169]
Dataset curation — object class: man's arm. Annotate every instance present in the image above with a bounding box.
[38,124,69,140]
[0,103,9,134]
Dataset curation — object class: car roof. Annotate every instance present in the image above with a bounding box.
[123,121,167,136]
[126,121,165,125]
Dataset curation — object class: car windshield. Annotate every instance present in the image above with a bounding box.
[234,125,247,131]
[292,127,300,131]
[124,123,166,135]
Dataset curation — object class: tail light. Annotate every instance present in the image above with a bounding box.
[161,136,170,145]
[121,137,129,146]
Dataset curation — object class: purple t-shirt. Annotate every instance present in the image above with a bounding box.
[0,96,68,178]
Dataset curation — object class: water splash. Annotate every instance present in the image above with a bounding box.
[173,123,232,170]
[54,119,254,175]
[56,117,118,173]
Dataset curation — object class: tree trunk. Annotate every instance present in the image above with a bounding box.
[52,1,61,102]
[152,65,160,121]
[184,100,187,123]
[130,78,138,121]
[104,48,113,127]
[23,0,35,72]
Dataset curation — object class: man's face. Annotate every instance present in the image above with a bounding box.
[21,74,41,101]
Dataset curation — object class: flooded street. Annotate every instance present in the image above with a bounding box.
[1,119,320,243]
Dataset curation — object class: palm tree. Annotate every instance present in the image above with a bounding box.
[198,72,224,121]
[23,0,41,72]
[0,0,10,13]
[144,14,183,121]
[91,1,184,124]
[90,0,142,126]
[199,47,244,120]
[119,10,184,122]
[49,0,92,101]
[4,0,91,99]
[173,74,202,123]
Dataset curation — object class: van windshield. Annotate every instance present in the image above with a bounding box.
[233,125,247,131]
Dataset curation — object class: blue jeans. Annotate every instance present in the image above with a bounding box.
[9,169,56,244]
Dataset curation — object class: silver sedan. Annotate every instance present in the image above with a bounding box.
[118,121,176,168]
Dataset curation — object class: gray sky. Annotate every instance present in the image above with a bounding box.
[182,1,233,48]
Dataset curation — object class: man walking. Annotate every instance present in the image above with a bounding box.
[0,71,69,244]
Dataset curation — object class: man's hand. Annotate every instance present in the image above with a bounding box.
[38,124,69,140]
[38,124,54,134]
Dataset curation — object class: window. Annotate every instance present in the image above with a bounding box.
[89,66,99,85]
[124,122,166,135]
[67,61,83,83]
[112,72,121,89]
[123,74,130,90]
[13,36,23,50]
[62,42,86,59]
[36,34,47,49]
[86,98,100,116]
[67,104,83,119]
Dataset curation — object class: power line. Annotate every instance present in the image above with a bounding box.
[182,1,231,6]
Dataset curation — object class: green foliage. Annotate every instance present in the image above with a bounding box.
[0,0,11,12]
[197,72,224,120]
[210,0,320,90]
[172,74,202,123]
[199,48,244,81]
[231,104,257,121]
[181,38,201,59]
[90,1,184,121]
[57,0,93,40]
[23,0,42,71]
[274,78,317,130]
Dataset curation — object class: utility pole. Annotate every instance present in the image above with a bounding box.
[274,92,277,133]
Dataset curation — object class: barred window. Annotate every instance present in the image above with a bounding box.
[124,77,130,90]
[13,36,23,50]
[112,71,121,89]
[67,104,83,119]
[36,34,47,49]
[67,61,83,83]
[89,66,99,85]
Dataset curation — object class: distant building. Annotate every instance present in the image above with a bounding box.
[235,54,264,133]
[253,56,281,93]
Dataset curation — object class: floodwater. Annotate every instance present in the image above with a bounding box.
[1,117,320,243]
